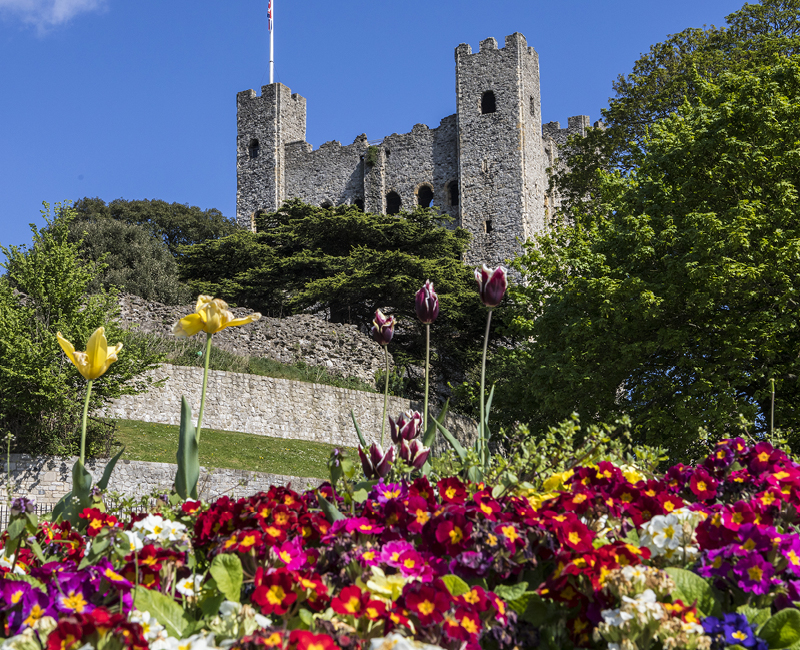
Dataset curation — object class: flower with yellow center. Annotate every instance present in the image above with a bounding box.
[56,327,122,380]
[172,295,261,337]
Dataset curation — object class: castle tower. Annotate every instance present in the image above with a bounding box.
[455,33,547,266]
[236,83,306,230]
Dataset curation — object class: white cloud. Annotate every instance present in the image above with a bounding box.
[0,0,107,31]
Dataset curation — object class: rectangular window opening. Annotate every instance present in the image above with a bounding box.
[484,220,493,234]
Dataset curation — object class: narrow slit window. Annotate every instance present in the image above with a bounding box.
[484,220,493,234]
[248,138,260,159]
[448,181,459,207]
[481,91,496,114]
[386,191,402,215]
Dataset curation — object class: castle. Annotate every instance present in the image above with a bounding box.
[236,32,599,266]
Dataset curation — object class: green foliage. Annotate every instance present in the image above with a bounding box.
[0,202,164,456]
[365,146,380,167]
[72,196,239,255]
[67,218,193,304]
[497,57,800,461]
[551,0,800,218]
[177,200,484,397]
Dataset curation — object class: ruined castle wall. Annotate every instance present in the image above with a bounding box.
[520,44,547,241]
[284,136,368,207]
[456,35,530,266]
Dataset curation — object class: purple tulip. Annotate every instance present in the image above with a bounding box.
[389,410,423,444]
[359,443,395,479]
[474,264,508,308]
[399,439,430,469]
[415,280,440,324]
[371,309,396,346]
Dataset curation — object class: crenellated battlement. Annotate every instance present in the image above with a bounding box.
[237,32,587,265]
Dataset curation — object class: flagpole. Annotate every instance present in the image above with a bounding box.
[269,0,274,84]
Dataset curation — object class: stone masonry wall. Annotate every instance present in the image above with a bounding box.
[0,454,323,508]
[118,294,388,386]
[99,364,476,452]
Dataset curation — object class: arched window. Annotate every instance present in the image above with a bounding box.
[321,201,333,209]
[386,191,402,215]
[248,138,260,159]
[448,181,459,207]
[417,185,433,208]
[481,91,496,114]
[353,198,364,211]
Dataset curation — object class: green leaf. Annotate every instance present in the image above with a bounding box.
[6,518,26,540]
[200,592,226,618]
[484,384,495,423]
[758,608,800,649]
[97,445,126,490]
[664,568,718,617]
[435,419,466,461]
[209,553,243,603]
[737,605,771,628]
[352,488,369,503]
[298,609,314,627]
[133,586,192,638]
[441,574,470,597]
[423,399,449,448]
[494,582,529,603]
[467,465,483,483]
[350,410,368,449]
[7,574,46,591]
[28,540,45,564]
[317,493,346,523]
[175,396,200,500]
[68,460,93,522]
[519,592,550,626]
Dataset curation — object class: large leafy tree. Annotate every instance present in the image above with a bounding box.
[177,200,486,394]
[0,203,164,456]
[495,57,800,461]
[552,0,800,218]
[72,197,239,255]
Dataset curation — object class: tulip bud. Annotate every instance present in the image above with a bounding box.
[415,280,440,324]
[371,309,395,346]
[360,443,395,479]
[358,445,374,479]
[474,264,508,308]
[399,439,430,469]
[390,410,423,443]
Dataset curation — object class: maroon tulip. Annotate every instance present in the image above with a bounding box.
[371,309,395,346]
[359,443,395,479]
[415,280,440,324]
[389,410,423,444]
[399,439,430,469]
[474,264,508,308]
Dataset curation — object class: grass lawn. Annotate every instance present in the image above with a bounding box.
[112,419,351,479]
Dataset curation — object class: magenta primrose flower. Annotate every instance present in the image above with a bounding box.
[474,264,508,308]
[370,309,395,346]
[415,280,440,324]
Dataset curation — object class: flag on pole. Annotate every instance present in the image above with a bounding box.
[268,0,273,31]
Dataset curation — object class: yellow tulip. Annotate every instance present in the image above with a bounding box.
[56,327,123,380]
[172,295,261,338]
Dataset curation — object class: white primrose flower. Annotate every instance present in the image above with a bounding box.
[129,609,166,642]
[133,514,167,539]
[0,548,26,575]
[254,613,271,629]
[621,589,664,620]
[176,574,204,598]
[157,520,188,543]
[218,601,242,618]
[620,565,647,585]
[601,607,633,627]
[122,530,145,553]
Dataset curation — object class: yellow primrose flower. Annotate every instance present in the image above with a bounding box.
[56,327,123,380]
[542,469,574,493]
[172,295,261,337]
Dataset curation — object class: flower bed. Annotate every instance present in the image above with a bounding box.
[2,437,800,650]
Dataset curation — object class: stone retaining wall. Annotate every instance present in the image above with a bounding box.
[100,364,477,451]
[0,454,324,508]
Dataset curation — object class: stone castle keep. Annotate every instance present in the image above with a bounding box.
[236,32,599,266]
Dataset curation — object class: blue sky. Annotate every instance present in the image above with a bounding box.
[0,0,746,257]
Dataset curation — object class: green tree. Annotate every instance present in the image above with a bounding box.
[496,57,800,461]
[0,203,164,456]
[551,0,800,219]
[67,218,192,304]
[72,197,239,255]
[178,200,486,396]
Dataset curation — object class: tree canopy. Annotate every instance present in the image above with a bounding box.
[495,56,800,461]
[177,200,487,395]
[72,197,239,255]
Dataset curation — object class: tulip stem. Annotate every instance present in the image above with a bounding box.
[80,380,93,467]
[479,310,493,468]
[381,346,389,448]
[423,324,430,435]
[196,333,213,443]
